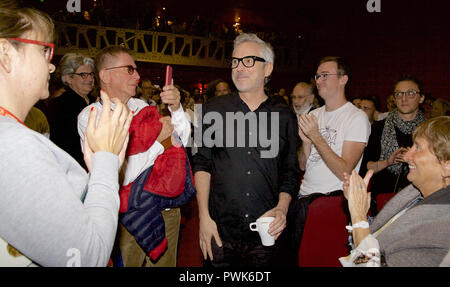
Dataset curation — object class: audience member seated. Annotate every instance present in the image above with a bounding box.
[290,81,315,117]
[376,94,396,121]
[352,96,361,109]
[138,79,157,105]
[358,95,380,125]
[421,92,435,119]
[431,98,449,118]
[0,4,131,266]
[47,53,96,168]
[24,106,50,138]
[340,116,450,267]
[363,75,426,215]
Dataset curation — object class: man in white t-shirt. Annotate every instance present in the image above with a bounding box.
[298,56,371,195]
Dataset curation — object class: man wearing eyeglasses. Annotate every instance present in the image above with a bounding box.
[77,46,191,267]
[193,33,301,267]
[362,74,426,215]
[298,56,371,197]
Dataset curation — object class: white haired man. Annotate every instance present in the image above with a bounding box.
[193,33,301,267]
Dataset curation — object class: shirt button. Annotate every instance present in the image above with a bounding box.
[247,171,251,175]
[246,193,250,196]
[248,151,251,155]
[245,214,249,218]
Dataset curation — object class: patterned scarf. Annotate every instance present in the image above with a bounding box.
[380,110,426,175]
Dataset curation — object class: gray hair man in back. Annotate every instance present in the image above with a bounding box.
[193,33,301,267]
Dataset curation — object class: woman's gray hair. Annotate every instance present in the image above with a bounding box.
[58,53,95,85]
[233,33,275,64]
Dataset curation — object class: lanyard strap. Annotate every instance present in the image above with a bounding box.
[0,106,26,127]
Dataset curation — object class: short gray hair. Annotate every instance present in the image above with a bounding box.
[233,33,274,65]
[58,53,95,85]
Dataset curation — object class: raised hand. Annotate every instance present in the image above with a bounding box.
[160,83,181,112]
[85,90,133,156]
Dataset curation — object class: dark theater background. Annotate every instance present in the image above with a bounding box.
[20,0,449,109]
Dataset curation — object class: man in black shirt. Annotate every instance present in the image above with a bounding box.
[193,33,301,267]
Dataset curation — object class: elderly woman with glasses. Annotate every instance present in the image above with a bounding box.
[0,3,132,266]
[341,116,450,267]
[47,53,96,168]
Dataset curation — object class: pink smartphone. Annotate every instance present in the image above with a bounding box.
[165,65,173,86]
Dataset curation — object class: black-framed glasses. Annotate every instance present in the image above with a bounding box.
[7,37,54,62]
[394,90,421,99]
[71,72,95,79]
[314,73,342,81]
[230,56,266,69]
[104,65,138,75]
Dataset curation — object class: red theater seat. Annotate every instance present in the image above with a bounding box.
[298,194,350,267]
[376,193,396,213]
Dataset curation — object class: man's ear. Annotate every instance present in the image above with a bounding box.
[0,39,13,73]
[99,69,109,85]
[419,94,425,104]
[340,74,349,86]
[264,62,273,78]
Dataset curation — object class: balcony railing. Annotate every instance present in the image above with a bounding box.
[55,22,300,69]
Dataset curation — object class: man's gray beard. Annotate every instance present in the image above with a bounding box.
[294,102,312,115]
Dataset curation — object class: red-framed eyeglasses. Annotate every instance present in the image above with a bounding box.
[7,38,54,62]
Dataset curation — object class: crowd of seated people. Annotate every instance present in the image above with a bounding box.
[1,2,449,268]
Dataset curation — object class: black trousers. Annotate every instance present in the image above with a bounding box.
[203,236,276,268]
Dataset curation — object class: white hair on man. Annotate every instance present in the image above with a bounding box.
[233,33,275,65]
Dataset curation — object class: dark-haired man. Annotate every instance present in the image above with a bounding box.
[363,75,426,214]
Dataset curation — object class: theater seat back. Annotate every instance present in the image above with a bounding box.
[376,193,396,213]
[298,194,350,267]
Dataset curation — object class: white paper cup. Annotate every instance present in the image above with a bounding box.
[249,216,275,246]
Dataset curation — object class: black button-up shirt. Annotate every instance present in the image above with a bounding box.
[193,92,301,242]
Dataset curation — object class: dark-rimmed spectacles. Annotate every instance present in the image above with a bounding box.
[104,65,138,75]
[230,56,266,69]
[7,38,54,62]
[72,72,95,79]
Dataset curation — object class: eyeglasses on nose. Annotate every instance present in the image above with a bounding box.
[71,72,95,79]
[394,90,420,99]
[104,65,138,75]
[230,56,266,69]
[7,37,54,62]
[314,73,342,81]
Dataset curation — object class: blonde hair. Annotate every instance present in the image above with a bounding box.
[413,116,450,163]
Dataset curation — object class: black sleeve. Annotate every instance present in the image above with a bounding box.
[278,110,302,199]
[192,103,212,174]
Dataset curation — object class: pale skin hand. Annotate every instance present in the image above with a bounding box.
[367,147,408,173]
[195,171,222,261]
[83,91,133,171]
[298,113,366,181]
[259,192,292,240]
[343,170,374,248]
[156,116,174,143]
[160,83,181,112]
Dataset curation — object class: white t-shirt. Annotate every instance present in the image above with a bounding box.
[300,102,371,195]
